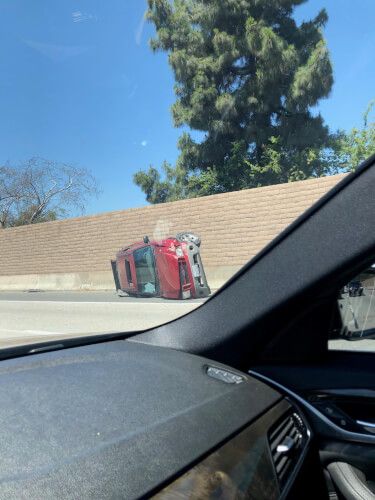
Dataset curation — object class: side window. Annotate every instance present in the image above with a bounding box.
[329,263,375,352]
[125,259,133,284]
[133,246,157,294]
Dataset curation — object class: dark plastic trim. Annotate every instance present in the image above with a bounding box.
[249,370,375,445]
[131,155,375,369]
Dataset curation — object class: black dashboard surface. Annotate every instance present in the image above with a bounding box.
[0,340,280,499]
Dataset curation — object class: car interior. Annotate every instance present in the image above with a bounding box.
[0,154,374,499]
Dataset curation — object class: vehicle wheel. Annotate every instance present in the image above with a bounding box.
[341,326,349,338]
[347,332,360,341]
[176,232,201,247]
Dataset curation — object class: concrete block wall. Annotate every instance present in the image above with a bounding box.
[0,174,346,291]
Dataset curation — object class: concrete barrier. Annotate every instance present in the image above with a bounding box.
[0,174,346,291]
[0,266,241,292]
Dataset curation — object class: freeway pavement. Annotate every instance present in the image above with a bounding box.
[1,290,375,353]
[0,290,204,303]
[329,338,375,351]
[0,291,206,349]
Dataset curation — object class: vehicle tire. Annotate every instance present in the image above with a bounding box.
[343,328,355,340]
[176,232,201,247]
[347,333,361,341]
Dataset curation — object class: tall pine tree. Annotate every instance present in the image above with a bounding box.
[134,0,334,203]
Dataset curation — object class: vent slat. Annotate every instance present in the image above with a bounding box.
[278,460,293,482]
[268,409,307,490]
[269,416,293,442]
[276,455,289,475]
[270,418,294,451]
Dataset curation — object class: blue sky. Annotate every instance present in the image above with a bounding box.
[0,0,373,215]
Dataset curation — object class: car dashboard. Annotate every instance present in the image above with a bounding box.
[153,399,311,499]
[0,340,322,499]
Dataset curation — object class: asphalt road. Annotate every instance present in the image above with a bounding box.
[329,338,375,351]
[1,290,375,353]
[0,290,204,304]
[0,291,206,349]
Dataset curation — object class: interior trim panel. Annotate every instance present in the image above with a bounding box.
[249,370,375,445]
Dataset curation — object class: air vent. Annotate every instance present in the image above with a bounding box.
[268,410,308,489]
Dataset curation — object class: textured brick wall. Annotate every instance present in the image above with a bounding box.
[0,174,346,277]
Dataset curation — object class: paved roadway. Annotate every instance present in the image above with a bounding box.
[0,291,205,303]
[1,290,375,353]
[0,291,206,349]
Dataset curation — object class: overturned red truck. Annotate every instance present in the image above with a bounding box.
[111,232,210,299]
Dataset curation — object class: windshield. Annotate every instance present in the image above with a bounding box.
[0,0,374,349]
[133,246,157,294]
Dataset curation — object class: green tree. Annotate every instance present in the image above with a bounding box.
[332,100,375,172]
[134,0,334,203]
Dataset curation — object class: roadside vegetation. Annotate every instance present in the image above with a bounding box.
[0,157,100,228]
[134,0,375,203]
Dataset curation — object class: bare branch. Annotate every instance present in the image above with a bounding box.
[0,157,100,228]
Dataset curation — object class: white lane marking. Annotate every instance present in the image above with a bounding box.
[0,300,198,306]
[0,329,62,336]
